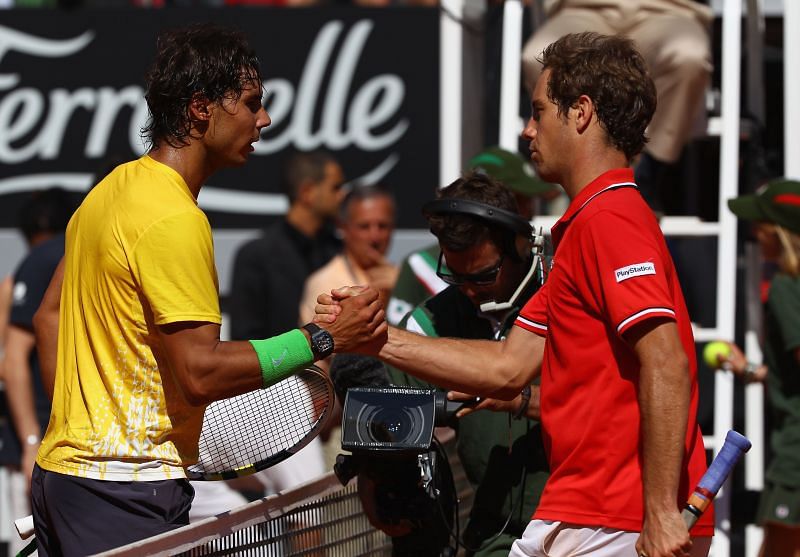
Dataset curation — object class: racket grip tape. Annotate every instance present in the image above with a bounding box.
[682,430,751,528]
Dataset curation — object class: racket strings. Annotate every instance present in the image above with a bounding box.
[191,369,331,476]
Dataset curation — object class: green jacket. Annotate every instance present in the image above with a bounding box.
[763,273,800,487]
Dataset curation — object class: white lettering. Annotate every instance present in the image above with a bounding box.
[40,88,96,159]
[88,86,147,157]
[259,20,409,154]
[0,20,411,211]
[349,75,407,149]
[0,25,93,89]
[0,87,43,162]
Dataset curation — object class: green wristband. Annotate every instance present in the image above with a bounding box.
[249,329,314,388]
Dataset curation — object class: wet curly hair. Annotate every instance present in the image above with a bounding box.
[142,23,262,149]
[539,32,657,161]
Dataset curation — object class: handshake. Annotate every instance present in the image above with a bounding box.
[313,285,388,356]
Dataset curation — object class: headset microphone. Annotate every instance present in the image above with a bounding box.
[479,229,544,313]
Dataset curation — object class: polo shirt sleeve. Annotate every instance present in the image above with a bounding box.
[515,281,548,336]
[132,210,221,326]
[579,210,676,337]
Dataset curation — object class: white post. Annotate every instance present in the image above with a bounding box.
[440,0,463,187]
[712,0,742,555]
[785,0,800,178]
[745,330,765,556]
[499,0,523,150]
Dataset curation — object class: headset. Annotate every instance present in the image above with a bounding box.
[422,198,545,313]
[422,198,534,239]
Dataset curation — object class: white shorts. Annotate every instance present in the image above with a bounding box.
[509,520,712,557]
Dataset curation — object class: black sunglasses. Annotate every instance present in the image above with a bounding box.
[436,251,504,286]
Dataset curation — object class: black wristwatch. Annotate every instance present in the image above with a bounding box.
[302,323,334,360]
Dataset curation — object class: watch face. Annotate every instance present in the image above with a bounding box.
[314,329,334,356]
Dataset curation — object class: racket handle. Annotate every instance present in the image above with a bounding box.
[15,514,34,540]
[682,430,751,528]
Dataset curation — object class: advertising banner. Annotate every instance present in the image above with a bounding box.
[0,8,439,228]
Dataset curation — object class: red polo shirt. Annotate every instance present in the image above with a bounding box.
[515,168,713,535]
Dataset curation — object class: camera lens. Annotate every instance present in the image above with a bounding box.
[357,401,427,446]
[368,407,413,443]
[343,388,436,450]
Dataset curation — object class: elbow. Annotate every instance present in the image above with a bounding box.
[181,381,213,407]
[175,365,216,407]
[33,304,57,341]
[485,364,530,400]
[32,307,46,340]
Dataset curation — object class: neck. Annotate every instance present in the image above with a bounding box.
[560,150,629,199]
[148,143,214,199]
[285,204,324,237]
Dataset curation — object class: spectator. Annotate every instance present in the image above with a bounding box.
[521,0,713,215]
[229,150,344,341]
[299,185,396,326]
[0,188,77,557]
[299,185,396,471]
[721,179,800,556]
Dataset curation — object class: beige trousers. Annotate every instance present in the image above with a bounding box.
[521,1,712,163]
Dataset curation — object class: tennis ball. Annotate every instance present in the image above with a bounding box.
[703,341,731,368]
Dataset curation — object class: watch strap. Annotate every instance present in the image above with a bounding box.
[302,323,334,359]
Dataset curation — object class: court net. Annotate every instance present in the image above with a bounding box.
[99,433,473,557]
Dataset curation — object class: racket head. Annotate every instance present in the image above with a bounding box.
[187,365,334,481]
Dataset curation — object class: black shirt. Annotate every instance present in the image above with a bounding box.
[228,219,340,340]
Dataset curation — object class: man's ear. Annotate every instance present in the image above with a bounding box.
[573,94,595,134]
[189,93,212,122]
[296,179,317,204]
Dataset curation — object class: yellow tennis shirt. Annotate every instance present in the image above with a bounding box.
[37,156,221,481]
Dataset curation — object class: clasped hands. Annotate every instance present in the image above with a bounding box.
[314,285,387,354]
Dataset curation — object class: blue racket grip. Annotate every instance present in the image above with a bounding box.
[697,430,751,496]
[682,430,751,528]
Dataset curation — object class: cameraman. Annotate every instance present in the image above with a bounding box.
[387,171,550,556]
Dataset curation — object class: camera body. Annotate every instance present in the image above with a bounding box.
[342,387,439,452]
[341,386,478,453]
[337,386,462,553]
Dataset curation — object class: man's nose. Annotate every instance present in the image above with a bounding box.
[258,108,271,129]
[521,118,536,140]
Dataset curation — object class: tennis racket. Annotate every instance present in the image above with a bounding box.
[187,364,335,481]
[682,430,752,528]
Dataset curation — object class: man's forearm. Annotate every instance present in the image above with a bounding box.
[34,310,60,400]
[4,327,41,443]
[33,257,64,399]
[377,326,542,399]
[640,358,689,514]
